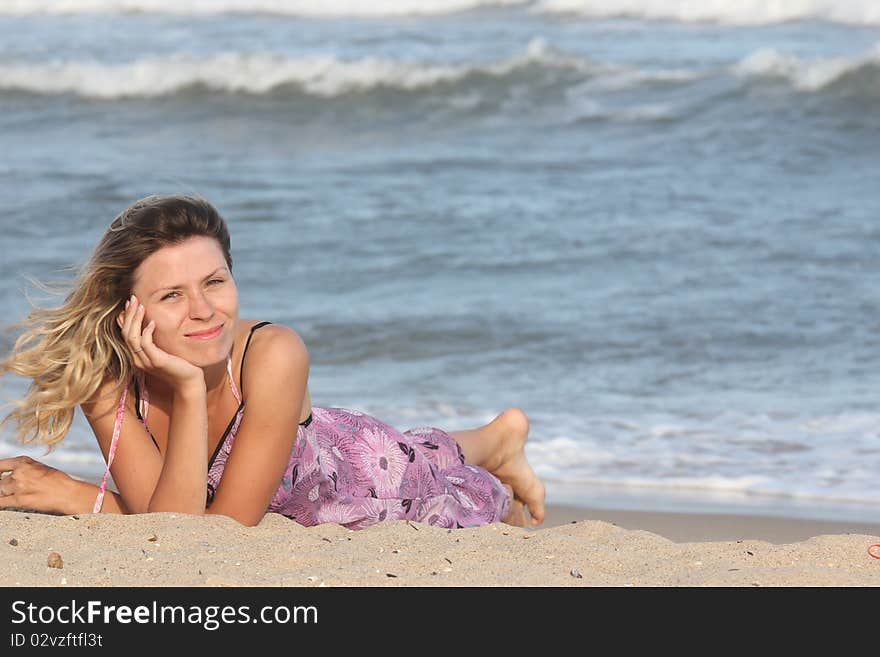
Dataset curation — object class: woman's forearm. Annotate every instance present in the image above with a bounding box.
[147,383,209,514]
[61,477,129,515]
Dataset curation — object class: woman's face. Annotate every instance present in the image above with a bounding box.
[130,236,238,367]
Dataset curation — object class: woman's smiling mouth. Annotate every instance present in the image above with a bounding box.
[185,325,223,340]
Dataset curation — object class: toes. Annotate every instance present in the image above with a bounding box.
[527,503,545,526]
[504,501,527,527]
[529,502,546,526]
[525,483,546,526]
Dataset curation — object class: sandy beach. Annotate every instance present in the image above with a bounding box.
[2,505,878,587]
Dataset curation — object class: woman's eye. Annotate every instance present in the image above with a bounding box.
[160,280,222,300]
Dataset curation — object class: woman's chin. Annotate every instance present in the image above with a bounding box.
[184,339,234,367]
[187,350,228,368]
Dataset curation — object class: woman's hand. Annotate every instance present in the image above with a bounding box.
[118,295,204,391]
[0,456,74,515]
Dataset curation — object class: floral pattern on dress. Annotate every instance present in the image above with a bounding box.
[208,406,510,530]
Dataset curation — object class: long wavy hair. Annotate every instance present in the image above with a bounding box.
[1,195,233,449]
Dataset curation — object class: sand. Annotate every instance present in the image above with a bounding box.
[2,505,879,587]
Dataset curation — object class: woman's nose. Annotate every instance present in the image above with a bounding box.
[189,290,214,319]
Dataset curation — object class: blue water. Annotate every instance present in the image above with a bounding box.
[2,1,880,522]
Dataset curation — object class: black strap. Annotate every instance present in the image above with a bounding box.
[207,321,273,471]
[238,321,272,400]
[237,320,311,427]
[132,377,161,451]
[133,378,142,420]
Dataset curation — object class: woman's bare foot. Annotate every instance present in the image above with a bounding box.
[482,408,546,527]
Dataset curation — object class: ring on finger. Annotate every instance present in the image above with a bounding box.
[132,348,144,354]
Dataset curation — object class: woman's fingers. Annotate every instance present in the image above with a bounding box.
[136,319,157,367]
[121,296,136,334]
[0,489,18,508]
[115,298,128,330]
[119,295,151,366]
[0,456,20,474]
[0,456,27,504]
[118,297,201,385]
[119,298,136,345]
[141,319,156,350]
[127,300,145,346]
[0,476,15,497]
[0,455,33,474]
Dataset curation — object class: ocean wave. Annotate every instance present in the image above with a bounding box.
[0,39,599,99]
[0,0,529,17]
[534,0,880,26]
[4,0,880,24]
[733,44,880,93]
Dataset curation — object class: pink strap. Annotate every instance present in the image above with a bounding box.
[227,356,240,404]
[140,371,149,422]
[92,385,127,513]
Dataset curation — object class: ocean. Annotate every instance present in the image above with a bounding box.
[2,0,880,522]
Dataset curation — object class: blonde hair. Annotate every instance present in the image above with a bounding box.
[1,195,233,449]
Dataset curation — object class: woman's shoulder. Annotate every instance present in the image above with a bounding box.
[238,319,306,348]
[236,320,309,371]
[81,375,129,419]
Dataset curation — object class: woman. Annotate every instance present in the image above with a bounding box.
[0,195,545,528]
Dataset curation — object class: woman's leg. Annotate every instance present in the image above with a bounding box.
[449,407,546,526]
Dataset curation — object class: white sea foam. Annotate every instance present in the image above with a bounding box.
[0,40,705,103]
[534,0,880,26]
[0,39,596,99]
[523,407,880,512]
[0,0,529,17]
[600,474,772,494]
[733,44,880,91]
[525,436,617,476]
[3,0,880,24]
